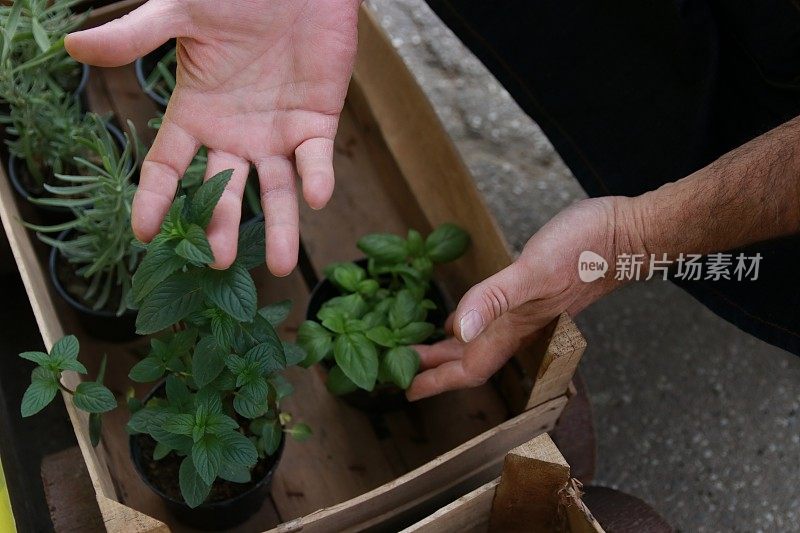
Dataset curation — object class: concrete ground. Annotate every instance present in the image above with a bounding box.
[366,1,800,531]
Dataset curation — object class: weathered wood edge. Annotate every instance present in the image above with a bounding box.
[398,479,499,533]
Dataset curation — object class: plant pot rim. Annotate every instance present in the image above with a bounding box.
[7,120,126,211]
[49,228,136,319]
[129,381,286,511]
[134,48,171,109]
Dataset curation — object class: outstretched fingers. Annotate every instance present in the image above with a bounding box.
[204,150,250,269]
[256,156,299,277]
[295,137,335,210]
[132,121,199,242]
[65,0,186,67]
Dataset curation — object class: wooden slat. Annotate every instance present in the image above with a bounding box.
[399,479,498,533]
[269,395,565,533]
[488,434,571,532]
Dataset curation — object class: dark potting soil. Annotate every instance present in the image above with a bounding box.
[55,251,126,315]
[135,434,273,504]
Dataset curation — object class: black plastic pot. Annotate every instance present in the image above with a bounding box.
[7,121,125,224]
[134,41,175,109]
[130,384,286,530]
[306,259,449,414]
[73,62,91,111]
[49,229,137,342]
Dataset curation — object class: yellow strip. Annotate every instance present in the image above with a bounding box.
[0,457,15,533]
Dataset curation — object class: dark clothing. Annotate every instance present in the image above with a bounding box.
[424,0,800,356]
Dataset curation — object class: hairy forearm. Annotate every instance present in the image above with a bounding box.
[623,115,800,259]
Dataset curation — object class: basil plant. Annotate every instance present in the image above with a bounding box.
[298,224,470,395]
[125,170,309,508]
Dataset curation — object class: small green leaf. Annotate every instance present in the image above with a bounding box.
[136,273,204,334]
[357,233,408,263]
[179,456,212,508]
[258,419,282,456]
[219,462,251,483]
[219,431,258,468]
[31,18,51,53]
[19,351,50,366]
[297,321,332,367]
[244,343,286,375]
[211,312,236,349]
[163,414,196,436]
[286,422,312,441]
[73,382,117,414]
[236,220,266,269]
[333,334,378,391]
[128,357,165,383]
[175,224,214,264]
[189,170,233,228]
[407,229,425,256]
[321,293,368,319]
[282,342,306,367]
[89,413,103,447]
[366,326,396,348]
[257,300,292,327]
[20,379,59,417]
[200,263,257,322]
[192,434,223,486]
[225,354,247,376]
[192,336,227,388]
[131,238,185,303]
[380,346,420,389]
[153,442,172,460]
[234,378,269,419]
[326,365,358,396]
[395,322,435,345]
[50,335,79,361]
[389,290,418,330]
[166,376,193,412]
[425,223,470,263]
[357,279,379,297]
[205,413,239,435]
[330,263,366,292]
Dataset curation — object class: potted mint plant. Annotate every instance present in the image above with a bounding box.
[125,170,309,528]
[298,224,470,412]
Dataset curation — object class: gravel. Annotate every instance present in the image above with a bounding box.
[366,1,800,531]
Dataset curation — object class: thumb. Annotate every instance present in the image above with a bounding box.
[65,0,186,67]
[453,260,535,343]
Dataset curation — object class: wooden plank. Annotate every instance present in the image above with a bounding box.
[269,395,566,533]
[488,434,571,532]
[526,314,587,410]
[399,479,498,533]
[41,447,106,532]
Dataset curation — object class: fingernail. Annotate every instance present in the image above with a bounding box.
[459,309,484,343]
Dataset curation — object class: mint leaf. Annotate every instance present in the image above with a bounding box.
[258,419,282,456]
[189,169,233,228]
[380,346,419,389]
[205,413,239,435]
[175,224,214,265]
[219,462,251,483]
[333,334,378,391]
[236,219,266,269]
[20,379,59,417]
[128,356,165,383]
[50,335,79,361]
[211,312,236,349]
[233,379,269,419]
[200,263,257,323]
[258,300,292,327]
[286,422,312,441]
[357,233,408,263]
[219,431,258,468]
[192,434,223,486]
[19,351,49,366]
[282,342,306,366]
[425,223,470,263]
[326,365,358,396]
[179,456,212,508]
[244,342,286,375]
[136,273,204,334]
[192,336,227,388]
[163,414,196,436]
[297,321,332,366]
[73,382,117,413]
[130,237,185,303]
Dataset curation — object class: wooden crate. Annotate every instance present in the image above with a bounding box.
[402,434,604,533]
[0,1,587,531]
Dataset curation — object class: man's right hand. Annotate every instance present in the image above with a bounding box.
[66,0,361,275]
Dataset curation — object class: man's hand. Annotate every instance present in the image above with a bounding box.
[407,197,631,400]
[65,0,360,275]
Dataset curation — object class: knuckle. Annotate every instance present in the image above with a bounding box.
[480,283,511,320]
